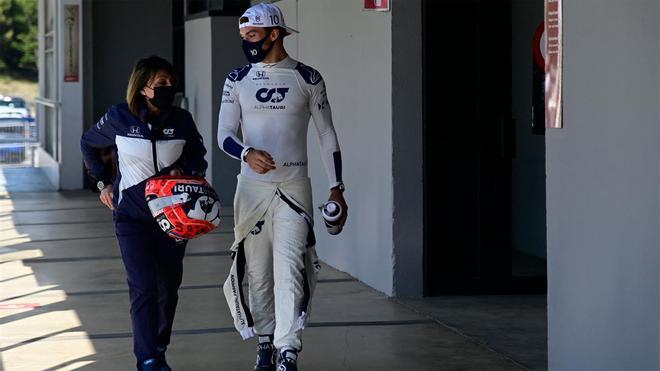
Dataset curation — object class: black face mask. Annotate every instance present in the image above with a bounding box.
[148,86,175,110]
[242,30,274,63]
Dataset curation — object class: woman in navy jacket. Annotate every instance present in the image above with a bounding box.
[80,56,207,371]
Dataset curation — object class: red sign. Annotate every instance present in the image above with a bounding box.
[533,22,545,69]
[364,0,389,11]
[63,5,80,83]
[545,0,562,128]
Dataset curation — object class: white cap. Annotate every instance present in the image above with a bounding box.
[239,3,299,35]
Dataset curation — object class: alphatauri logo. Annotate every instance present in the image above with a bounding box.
[256,88,289,103]
[250,220,265,235]
[163,128,174,136]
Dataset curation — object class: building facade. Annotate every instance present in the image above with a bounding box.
[36,0,660,369]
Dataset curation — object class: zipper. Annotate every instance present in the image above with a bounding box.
[149,123,159,173]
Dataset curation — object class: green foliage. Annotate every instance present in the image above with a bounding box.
[0,0,38,77]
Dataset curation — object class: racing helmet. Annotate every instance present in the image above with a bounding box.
[145,175,221,239]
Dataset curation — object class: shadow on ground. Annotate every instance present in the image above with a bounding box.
[0,168,541,370]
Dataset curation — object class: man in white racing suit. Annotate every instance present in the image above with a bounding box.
[217,3,347,371]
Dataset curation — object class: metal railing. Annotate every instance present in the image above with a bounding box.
[0,115,39,167]
[35,96,60,163]
[34,96,59,108]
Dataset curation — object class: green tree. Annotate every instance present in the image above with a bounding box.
[0,0,38,76]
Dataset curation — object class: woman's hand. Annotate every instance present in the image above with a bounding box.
[100,185,114,210]
[170,167,184,176]
[245,149,276,174]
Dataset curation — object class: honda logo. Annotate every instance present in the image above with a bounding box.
[130,126,140,134]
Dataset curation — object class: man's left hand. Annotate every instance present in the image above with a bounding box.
[329,188,348,228]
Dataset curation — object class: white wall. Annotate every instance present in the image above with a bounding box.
[37,0,85,190]
[185,16,244,204]
[546,0,660,369]
[58,0,83,190]
[292,0,394,295]
[211,17,248,203]
[185,18,214,185]
[277,0,298,58]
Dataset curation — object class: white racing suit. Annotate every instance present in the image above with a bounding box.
[223,175,320,350]
[218,57,342,351]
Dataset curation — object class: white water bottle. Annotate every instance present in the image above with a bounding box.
[320,201,343,235]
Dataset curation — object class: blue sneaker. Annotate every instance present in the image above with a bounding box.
[139,358,160,371]
[277,349,298,371]
[255,341,277,370]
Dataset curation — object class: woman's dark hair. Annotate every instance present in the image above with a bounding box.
[126,55,176,117]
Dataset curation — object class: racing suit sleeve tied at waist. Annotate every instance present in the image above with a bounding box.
[222,176,320,340]
[226,241,255,340]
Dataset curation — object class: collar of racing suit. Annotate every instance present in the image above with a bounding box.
[252,56,296,69]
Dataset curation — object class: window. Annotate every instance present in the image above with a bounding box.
[0,97,27,108]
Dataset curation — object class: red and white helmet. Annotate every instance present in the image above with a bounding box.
[145,175,221,240]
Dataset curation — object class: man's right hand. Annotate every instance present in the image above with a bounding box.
[245,149,276,174]
[100,185,114,210]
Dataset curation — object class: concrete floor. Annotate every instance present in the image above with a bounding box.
[0,167,56,193]
[400,296,547,371]
[0,169,536,371]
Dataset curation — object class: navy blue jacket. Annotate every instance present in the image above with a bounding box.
[80,103,207,221]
